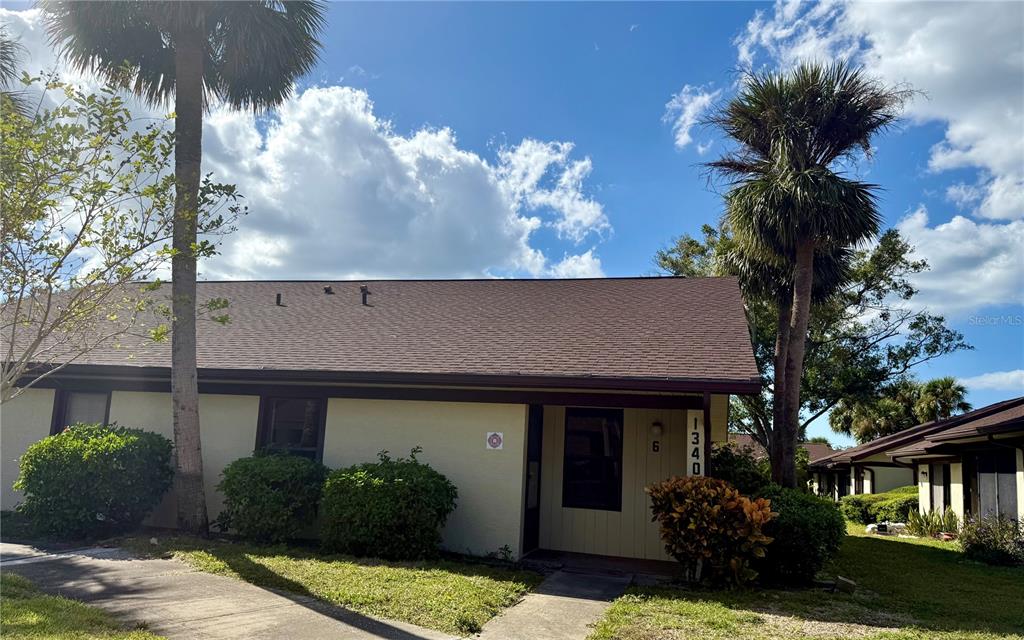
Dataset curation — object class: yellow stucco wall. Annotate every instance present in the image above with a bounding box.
[0,388,56,511]
[107,391,261,526]
[869,466,914,493]
[538,399,722,561]
[321,398,528,558]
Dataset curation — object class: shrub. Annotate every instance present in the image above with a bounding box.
[320,448,457,560]
[646,476,774,586]
[756,484,845,585]
[710,444,772,496]
[14,424,173,538]
[215,453,328,542]
[839,494,874,524]
[871,494,919,523]
[959,515,1024,566]
[839,487,920,524]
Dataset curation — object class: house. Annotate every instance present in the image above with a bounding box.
[1,277,761,560]
[887,397,1024,523]
[808,428,924,499]
[727,433,834,464]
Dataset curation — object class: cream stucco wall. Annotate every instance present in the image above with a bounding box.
[918,466,931,514]
[107,391,260,526]
[870,466,914,493]
[1017,448,1024,521]
[949,462,965,522]
[0,388,56,511]
[322,398,528,558]
[538,402,720,561]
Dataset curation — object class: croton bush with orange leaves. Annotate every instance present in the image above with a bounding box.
[646,475,775,586]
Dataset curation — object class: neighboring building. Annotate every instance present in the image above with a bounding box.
[1,277,760,561]
[888,397,1024,523]
[727,433,834,464]
[808,428,923,499]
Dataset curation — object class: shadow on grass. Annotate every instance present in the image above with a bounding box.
[615,533,1024,639]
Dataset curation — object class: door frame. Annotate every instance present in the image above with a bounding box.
[522,404,544,553]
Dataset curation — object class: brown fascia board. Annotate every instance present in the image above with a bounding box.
[927,418,1024,442]
[24,363,763,396]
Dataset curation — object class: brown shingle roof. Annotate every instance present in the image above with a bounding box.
[32,277,760,391]
[728,434,833,462]
[888,397,1024,458]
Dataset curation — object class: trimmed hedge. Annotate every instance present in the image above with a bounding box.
[14,424,173,538]
[840,486,919,524]
[757,484,845,585]
[320,448,457,560]
[215,453,328,542]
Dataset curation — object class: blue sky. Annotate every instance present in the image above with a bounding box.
[3,1,1022,445]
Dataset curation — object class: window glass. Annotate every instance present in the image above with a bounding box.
[62,392,108,427]
[262,397,323,459]
[562,408,623,511]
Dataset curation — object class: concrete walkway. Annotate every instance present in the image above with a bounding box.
[1,542,455,640]
[476,569,631,640]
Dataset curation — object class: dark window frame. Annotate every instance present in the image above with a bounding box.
[255,394,328,461]
[561,407,624,512]
[50,389,111,435]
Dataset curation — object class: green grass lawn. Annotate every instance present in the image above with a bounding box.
[589,521,1024,640]
[120,536,542,636]
[0,574,163,640]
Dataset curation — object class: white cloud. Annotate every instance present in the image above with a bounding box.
[960,370,1024,392]
[664,84,721,151]
[3,8,609,281]
[734,0,1024,222]
[896,207,1024,316]
[548,249,604,278]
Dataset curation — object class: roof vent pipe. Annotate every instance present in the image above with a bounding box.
[360,284,371,306]
[323,285,334,295]
[275,293,283,306]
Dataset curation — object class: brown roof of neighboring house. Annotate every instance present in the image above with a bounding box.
[888,396,1024,458]
[727,434,833,462]
[811,397,1024,466]
[23,277,761,392]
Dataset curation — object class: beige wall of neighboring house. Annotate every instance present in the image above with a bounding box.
[322,398,528,558]
[1018,448,1024,521]
[949,462,965,521]
[0,388,56,511]
[538,399,725,561]
[918,465,931,513]
[870,466,914,493]
[107,391,261,526]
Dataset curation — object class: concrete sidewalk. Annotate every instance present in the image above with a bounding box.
[476,569,631,640]
[1,542,455,640]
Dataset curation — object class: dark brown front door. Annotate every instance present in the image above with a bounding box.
[523,405,544,553]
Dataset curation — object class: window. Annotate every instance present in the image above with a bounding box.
[562,408,623,511]
[930,463,950,510]
[51,390,110,434]
[257,397,326,460]
[975,450,1017,518]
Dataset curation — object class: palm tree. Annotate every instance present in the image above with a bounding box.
[914,376,972,423]
[0,25,29,116]
[43,1,326,534]
[708,62,911,487]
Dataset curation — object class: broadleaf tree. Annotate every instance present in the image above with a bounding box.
[43,0,326,534]
[1,75,242,403]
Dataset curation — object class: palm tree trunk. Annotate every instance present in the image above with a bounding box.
[769,286,792,485]
[780,238,815,488]
[171,26,208,535]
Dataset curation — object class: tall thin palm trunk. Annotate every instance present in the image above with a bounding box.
[171,24,208,535]
[769,286,792,485]
[780,237,816,488]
